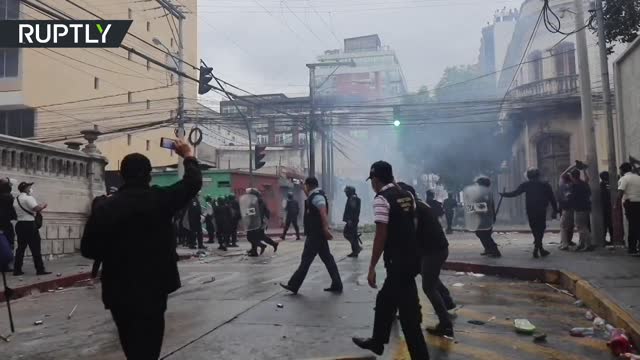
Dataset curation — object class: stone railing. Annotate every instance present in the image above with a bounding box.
[0,134,107,256]
[508,74,579,98]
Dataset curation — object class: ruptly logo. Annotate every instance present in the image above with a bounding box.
[0,20,132,48]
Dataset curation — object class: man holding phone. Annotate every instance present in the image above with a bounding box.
[81,139,202,359]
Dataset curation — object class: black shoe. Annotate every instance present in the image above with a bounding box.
[247,251,259,257]
[347,253,358,258]
[13,270,24,276]
[273,242,279,253]
[296,237,301,241]
[584,245,596,252]
[352,337,384,356]
[426,324,454,338]
[480,251,488,256]
[324,286,343,293]
[259,245,267,255]
[229,243,239,248]
[280,236,285,241]
[218,245,227,251]
[569,241,578,247]
[188,245,197,250]
[36,271,52,276]
[198,245,208,250]
[487,251,501,258]
[540,248,550,257]
[533,248,539,258]
[206,241,215,244]
[575,244,586,252]
[280,283,298,295]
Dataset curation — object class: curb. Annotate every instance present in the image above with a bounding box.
[443,260,640,347]
[1,254,197,302]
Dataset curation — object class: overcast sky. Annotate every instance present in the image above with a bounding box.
[196,0,523,105]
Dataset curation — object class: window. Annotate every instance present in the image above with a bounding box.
[128,50,133,61]
[146,59,150,71]
[0,48,19,78]
[170,73,174,84]
[0,109,35,138]
[44,156,48,172]
[146,99,151,109]
[94,77,99,89]
[275,133,293,145]
[1,149,7,167]
[298,132,307,145]
[554,42,576,76]
[128,92,132,103]
[146,21,150,32]
[146,140,150,151]
[528,50,543,82]
[217,181,231,188]
[127,134,132,145]
[128,8,132,19]
[72,162,78,176]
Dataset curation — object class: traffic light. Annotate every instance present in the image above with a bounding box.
[254,145,267,170]
[198,65,214,95]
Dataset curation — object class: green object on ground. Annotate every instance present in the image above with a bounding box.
[514,319,536,334]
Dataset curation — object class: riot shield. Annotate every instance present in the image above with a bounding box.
[239,193,262,231]
[463,184,494,231]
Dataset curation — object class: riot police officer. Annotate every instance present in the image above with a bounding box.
[343,186,361,257]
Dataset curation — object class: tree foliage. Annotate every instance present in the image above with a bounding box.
[594,0,640,53]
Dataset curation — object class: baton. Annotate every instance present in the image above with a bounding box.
[2,271,15,333]
[494,187,506,223]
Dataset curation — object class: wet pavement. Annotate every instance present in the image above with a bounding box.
[0,235,620,359]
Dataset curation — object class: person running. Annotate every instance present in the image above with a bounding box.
[352,162,429,359]
[398,182,456,338]
[342,186,362,257]
[443,193,457,234]
[426,190,444,219]
[281,192,301,240]
[473,177,501,258]
[280,177,342,294]
[501,168,558,258]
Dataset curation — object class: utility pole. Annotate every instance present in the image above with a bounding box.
[575,0,604,246]
[308,65,317,178]
[156,0,186,176]
[321,112,327,188]
[595,0,621,244]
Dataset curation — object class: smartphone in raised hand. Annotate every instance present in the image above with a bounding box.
[160,137,177,150]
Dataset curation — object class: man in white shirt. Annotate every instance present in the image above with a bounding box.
[617,162,640,255]
[13,182,50,276]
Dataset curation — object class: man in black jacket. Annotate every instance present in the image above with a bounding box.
[343,186,361,257]
[281,193,300,240]
[399,182,455,338]
[0,178,16,272]
[81,139,202,360]
[228,195,241,247]
[501,168,558,258]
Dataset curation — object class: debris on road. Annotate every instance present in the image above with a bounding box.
[533,333,547,343]
[277,303,284,309]
[608,328,633,356]
[585,311,595,320]
[514,319,536,334]
[0,334,11,342]
[570,327,595,337]
[467,272,485,278]
[201,277,216,285]
[487,316,496,322]
[545,283,575,297]
[34,320,43,326]
[468,320,485,326]
[56,273,62,277]
[452,283,464,287]
[574,300,585,307]
[68,305,78,320]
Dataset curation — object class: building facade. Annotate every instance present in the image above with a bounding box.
[496,0,620,222]
[0,0,199,171]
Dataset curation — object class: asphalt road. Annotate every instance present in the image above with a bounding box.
[0,234,617,359]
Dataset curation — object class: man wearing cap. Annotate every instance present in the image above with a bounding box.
[13,181,50,276]
[353,161,429,359]
[280,177,342,294]
[81,139,202,359]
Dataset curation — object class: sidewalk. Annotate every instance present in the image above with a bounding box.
[445,232,640,343]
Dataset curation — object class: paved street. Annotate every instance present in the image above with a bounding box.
[0,232,623,359]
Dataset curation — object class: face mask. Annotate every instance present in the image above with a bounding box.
[28,188,34,195]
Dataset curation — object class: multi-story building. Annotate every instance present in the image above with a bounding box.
[479,8,519,87]
[0,0,199,171]
[496,0,621,222]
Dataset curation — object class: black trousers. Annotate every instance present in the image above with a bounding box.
[475,229,498,254]
[421,248,454,328]
[445,211,454,232]
[625,201,640,252]
[188,228,204,248]
[204,216,215,243]
[14,221,45,273]
[343,222,360,253]
[91,260,101,278]
[282,216,300,239]
[373,270,430,360]
[111,307,165,360]
[248,229,276,252]
[1,224,14,249]
[286,234,342,292]
[528,212,547,249]
[230,221,239,244]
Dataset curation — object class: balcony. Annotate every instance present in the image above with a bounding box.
[508,74,579,98]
